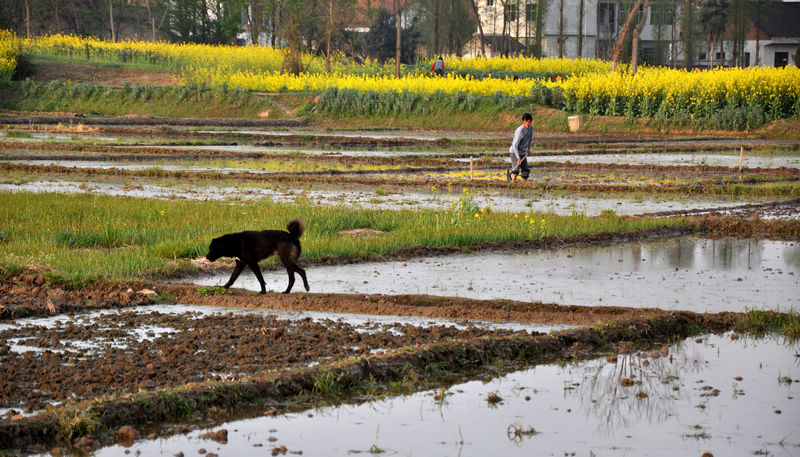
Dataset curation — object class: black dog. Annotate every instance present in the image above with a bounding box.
[205,219,309,294]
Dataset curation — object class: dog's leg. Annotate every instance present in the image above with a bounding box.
[223,259,246,290]
[294,264,309,292]
[248,262,268,295]
[282,269,296,294]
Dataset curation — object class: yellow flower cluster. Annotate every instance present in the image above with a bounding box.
[23,34,300,73]
[192,67,537,96]
[20,35,800,119]
[0,29,18,84]
[443,55,616,76]
[560,66,800,117]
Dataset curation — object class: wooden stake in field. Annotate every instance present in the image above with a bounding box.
[470,156,473,180]
[739,146,744,173]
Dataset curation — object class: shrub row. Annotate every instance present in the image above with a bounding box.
[315,87,532,116]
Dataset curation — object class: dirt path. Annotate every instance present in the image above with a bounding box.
[30,61,180,87]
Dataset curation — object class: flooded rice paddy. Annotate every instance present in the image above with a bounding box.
[533,152,800,169]
[194,237,800,313]
[84,332,800,457]
[2,124,799,454]
[1,179,785,217]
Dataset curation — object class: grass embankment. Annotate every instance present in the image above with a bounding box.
[0,191,686,285]
[0,79,283,120]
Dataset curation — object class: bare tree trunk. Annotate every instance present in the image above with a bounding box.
[25,0,31,38]
[469,0,486,56]
[631,0,649,74]
[55,0,61,34]
[670,0,677,67]
[252,0,261,45]
[515,0,520,56]
[500,1,507,56]
[145,0,155,41]
[577,0,585,57]
[708,37,715,68]
[754,0,761,66]
[558,0,564,57]
[395,0,401,78]
[326,0,333,73]
[109,0,116,42]
[525,3,529,56]
[433,1,440,56]
[610,0,645,71]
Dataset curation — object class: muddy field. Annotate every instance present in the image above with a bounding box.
[1,120,799,456]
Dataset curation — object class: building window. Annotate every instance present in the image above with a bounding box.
[526,2,536,22]
[505,3,517,22]
[641,47,655,64]
[649,1,673,25]
[599,3,617,30]
[775,52,788,67]
[487,0,493,6]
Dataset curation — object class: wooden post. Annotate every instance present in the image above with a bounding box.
[470,156,473,180]
[739,146,744,173]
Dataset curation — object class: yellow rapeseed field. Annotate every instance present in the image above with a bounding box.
[0,29,18,84]
[18,34,800,120]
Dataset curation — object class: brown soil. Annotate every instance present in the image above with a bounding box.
[0,267,741,452]
[30,61,180,87]
[0,266,709,416]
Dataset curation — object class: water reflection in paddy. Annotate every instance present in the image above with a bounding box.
[194,238,800,313]
[88,333,800,457]
[0,180,784,218]
[533,152,800,169]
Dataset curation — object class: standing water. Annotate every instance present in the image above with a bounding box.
[85,333,800,457]
[193,237,800,313]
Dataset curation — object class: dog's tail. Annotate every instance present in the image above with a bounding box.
[287,219,305,239]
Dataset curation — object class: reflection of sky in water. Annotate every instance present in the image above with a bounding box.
[194,238,800,313]
[533,152,800,169]
[85,333,800,457]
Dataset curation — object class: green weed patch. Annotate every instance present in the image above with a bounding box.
[0,191,684,284]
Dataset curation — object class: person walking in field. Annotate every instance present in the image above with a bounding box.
[507,112,533,182]
[432,56,444,76]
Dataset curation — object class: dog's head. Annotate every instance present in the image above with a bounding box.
[205,237,224,262]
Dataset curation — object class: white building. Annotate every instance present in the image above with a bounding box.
[465,0,799,67]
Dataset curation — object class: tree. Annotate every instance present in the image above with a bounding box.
[25,0,31,37]
[681,0,697,68]
[323,0,356,72]
[556,0,565,57]
[416,0,476,57]
[468,0,486,56]
[364,8,419,65]
[698,0,729,67]
[630,0,649,74]
[577,0,585,57]
[532,0,549,58]
[610,0,645,71]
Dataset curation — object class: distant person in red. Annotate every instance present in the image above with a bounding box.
[432,56,444,76]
